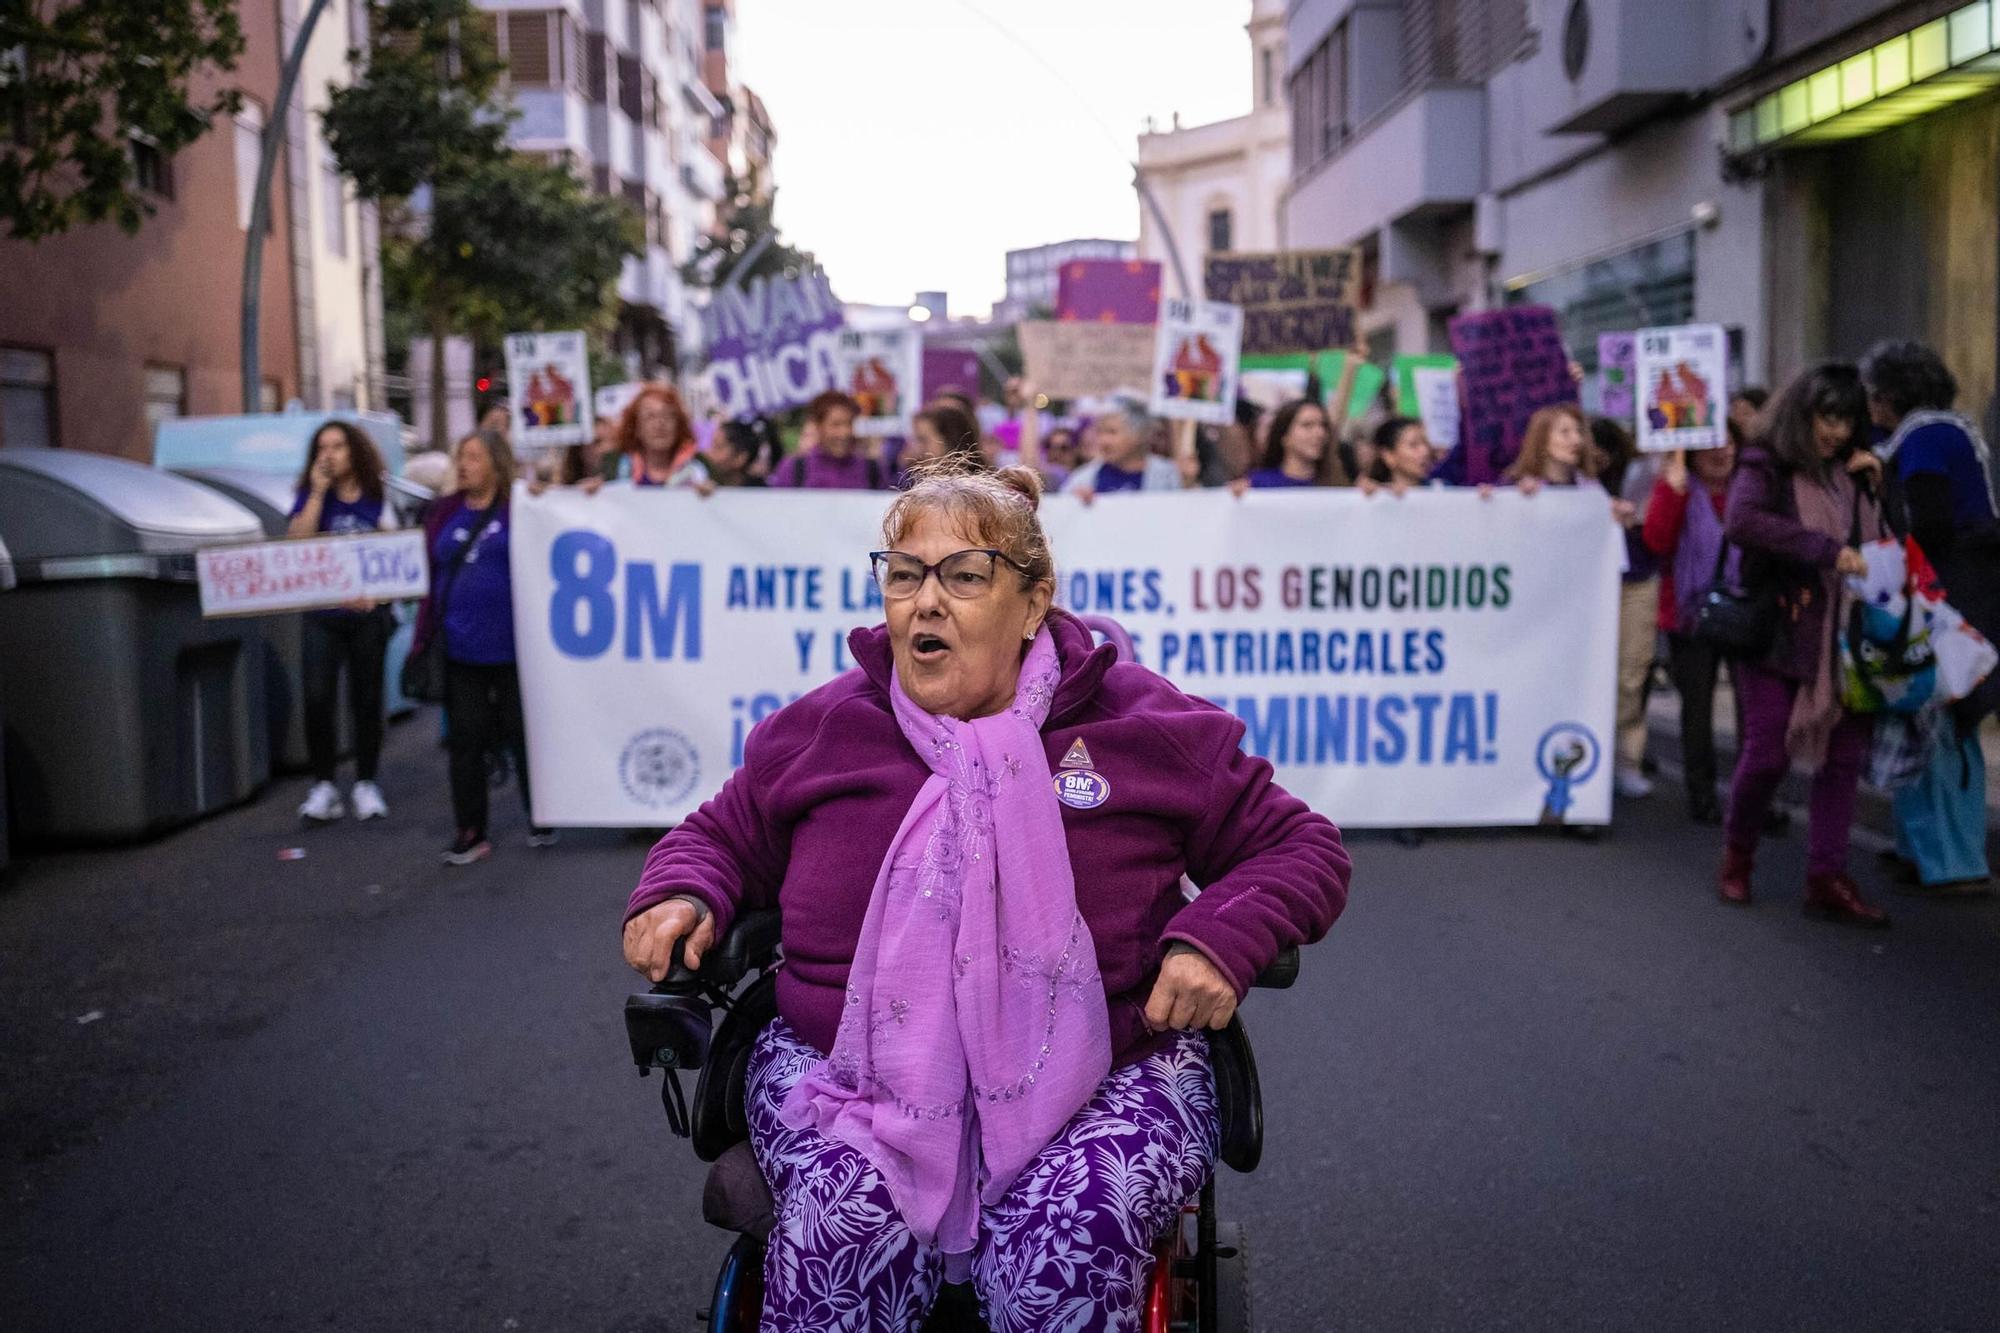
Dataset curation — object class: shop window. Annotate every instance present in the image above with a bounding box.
[0,346,57,448]
[143,364,186,436]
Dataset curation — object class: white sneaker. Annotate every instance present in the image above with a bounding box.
[350,781,389,821]
[1614,768,1655,800]
[298,781,346,823]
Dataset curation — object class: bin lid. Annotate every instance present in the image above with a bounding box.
[0,448,264,561]
[171,466,299,538]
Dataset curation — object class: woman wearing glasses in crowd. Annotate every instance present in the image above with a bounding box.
[623,458,1347,1329]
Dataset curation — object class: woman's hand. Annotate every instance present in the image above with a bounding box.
[1071,486,1096,507]
[310,453,335,495]
[1610,497,1638,526]
[1846,450,1884,486]
[1836,546,1870,577]
[579,475,605,496]
[622,895,718,983]
[1144,943,1237,1031]
[1663,449,1689,495]
[1227,477,1250,498]
[1516,476,1543,497]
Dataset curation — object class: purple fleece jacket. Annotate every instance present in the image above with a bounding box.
[625,609,1349,1068]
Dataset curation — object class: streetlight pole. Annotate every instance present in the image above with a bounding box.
[240,0,333,412]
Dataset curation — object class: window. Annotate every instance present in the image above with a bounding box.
[586,33,607,103]
[501,12,552,86]
[1289,25,1350,174]
[260,379,281,413]
[130,134,174,199]
[143,365,186,436]
[1261,46,1275,108]
[234,102,264,230]
[1208,208,1233,254]
[705,4,726,52]
[345,0,368,56]
[617,54,642,121]
[322,149,347,258]
[0,347,56,448]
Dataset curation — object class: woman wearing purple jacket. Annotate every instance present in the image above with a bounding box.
[622,460,1349,1331]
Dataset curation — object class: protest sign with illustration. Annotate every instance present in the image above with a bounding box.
[504,330,592,449]
[197,530,429,617]
[1635,323,1727,452]
[1203,249,1360,354]
[1019,321,1156,400]
[835,326,922,438]
[1597,333,1637,420]
[700,268,846,418]
[510,487,1619,829]
[1149,299,1242,425]
[1448,306,1577,481]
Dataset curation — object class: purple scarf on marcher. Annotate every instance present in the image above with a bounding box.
[1672,477,1733,631]
[780,627,1112,1268]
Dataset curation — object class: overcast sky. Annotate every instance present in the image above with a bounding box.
[733,0,1252,316]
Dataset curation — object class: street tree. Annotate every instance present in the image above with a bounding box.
[324,0,634,446]
[682,171,812,291]
[0,0,244,239]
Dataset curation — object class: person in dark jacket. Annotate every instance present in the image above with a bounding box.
[622,461,1348,1327]
[1719,364,1889,924]
[1861,340,1998,892]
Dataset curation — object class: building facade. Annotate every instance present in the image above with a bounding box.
[0,0,308,457]
[1134,0,1290,300]
[480,0,729,374]
[994,238,1138,323]
[1281,0,2000,435]
[702,1,776,206]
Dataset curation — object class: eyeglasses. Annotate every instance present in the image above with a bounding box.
[868,548,1032,600]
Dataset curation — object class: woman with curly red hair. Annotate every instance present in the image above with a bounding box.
[610,384,712,490]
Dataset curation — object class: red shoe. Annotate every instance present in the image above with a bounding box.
[1718,844,1755,905]
[1803,873,1890,928]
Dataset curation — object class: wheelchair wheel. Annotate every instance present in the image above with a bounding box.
[1209,1222,1253,1333]
[704,1234,764,1333]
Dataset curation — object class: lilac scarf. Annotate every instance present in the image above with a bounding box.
[1672,478,1733,631]
[779,627,1112,1267]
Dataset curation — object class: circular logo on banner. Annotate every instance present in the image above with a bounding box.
[1052,768,1111,810]
[1535,723,1601,822]
[619,728,701,810]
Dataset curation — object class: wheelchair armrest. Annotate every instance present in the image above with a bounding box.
[661,907,783,991]
[1251,947,1299,990]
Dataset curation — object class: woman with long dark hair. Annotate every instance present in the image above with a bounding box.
[1718,363,1889,924]
[1861,340,1999,893]
[1232,398,1347,491]
[897,402,986,486]
[414,429,548,864]
[289,420,396,824]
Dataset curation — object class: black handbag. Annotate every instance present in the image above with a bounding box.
[400,512,497,703]
[1692,535,1775,657]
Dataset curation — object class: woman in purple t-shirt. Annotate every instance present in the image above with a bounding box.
[769,391,889,490]
[1230,398,1346,492]
[289,421,396,826]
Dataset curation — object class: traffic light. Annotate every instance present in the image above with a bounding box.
[475,376,491,393]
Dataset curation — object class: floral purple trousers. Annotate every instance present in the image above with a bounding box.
[746,1019,1220,1333]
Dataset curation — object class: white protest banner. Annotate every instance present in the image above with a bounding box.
[1149,299,1242,425]
[505,330,593,449]
[1635,323,1727,453]
[835,326,922,438]
[198,530,429,617]
[1412,365,1461,450]
[511,487,1619,829]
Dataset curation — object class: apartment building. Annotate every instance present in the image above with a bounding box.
[702,1,777,205]
[1282,0,2000,430]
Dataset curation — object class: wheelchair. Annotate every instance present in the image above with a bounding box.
[625,909,1299,1332]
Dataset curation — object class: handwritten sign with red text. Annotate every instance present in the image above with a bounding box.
[197,530,429,617]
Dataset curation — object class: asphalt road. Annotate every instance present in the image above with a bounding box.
[3,714,1998,1332]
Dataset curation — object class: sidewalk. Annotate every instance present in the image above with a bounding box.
[1643,679,2000,857]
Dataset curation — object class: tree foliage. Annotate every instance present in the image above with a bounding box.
[0,0,244,239]
[682,171,811,290]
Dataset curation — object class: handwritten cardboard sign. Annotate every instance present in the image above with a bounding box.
[197,529,430,617]
[1447,305,1576,481]
[1018,321,1156,400]
[1203,249,1360,354]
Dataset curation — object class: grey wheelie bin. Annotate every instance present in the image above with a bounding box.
[0,449,270,844]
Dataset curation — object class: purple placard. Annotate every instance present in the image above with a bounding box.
[1448,305,1577,483]
[922,347,982,403]
[1598,331,1636,419]
[1056,259,1162,325]
[701,270,847,417]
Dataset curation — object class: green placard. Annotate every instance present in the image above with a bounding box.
[1393,354,1458,415]
[1346,361,1388,418]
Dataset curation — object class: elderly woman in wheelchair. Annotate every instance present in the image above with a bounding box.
[623,461,1349,1331]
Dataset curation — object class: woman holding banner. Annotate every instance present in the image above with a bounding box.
[1357,416,1438,495]
[290,420,397,825]
[416,429,550,865]
[622,459,1347,1329]
[612,384,712,490]
[1062,398,1182,500]
[1229,398,1347,492]
[1717,364,1888,925]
